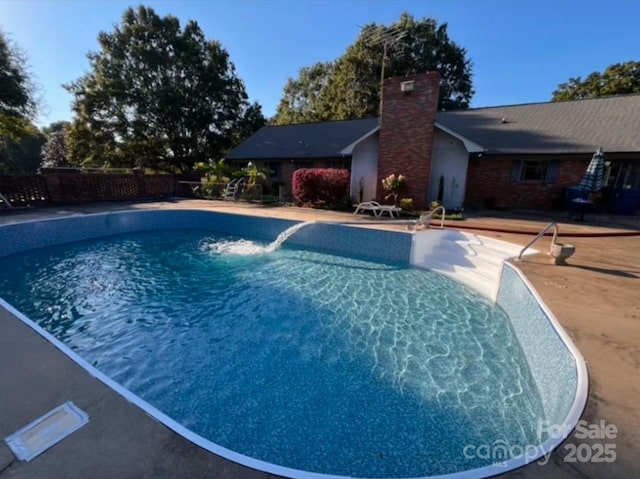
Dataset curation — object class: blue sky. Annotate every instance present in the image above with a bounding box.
[1,0,639,126]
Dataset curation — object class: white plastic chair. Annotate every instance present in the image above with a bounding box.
[353,201,401,218]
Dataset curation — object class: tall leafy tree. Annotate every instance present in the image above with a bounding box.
[66,116,123,168]
[0,128,45,174]
[65,6,264,172]
[0,29,42,174]
[232,101,266,147]
[274,13,473,124]
[42,120,71,136]
[552,61,640,101]
[274,62,334,124]
[0,30,39,139]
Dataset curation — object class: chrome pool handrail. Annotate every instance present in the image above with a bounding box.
[418,205,446,229]
[518,222,558,260]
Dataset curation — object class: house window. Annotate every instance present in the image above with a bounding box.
[512,160,559,183]
[267,162,281,179]
[520,161,549,181]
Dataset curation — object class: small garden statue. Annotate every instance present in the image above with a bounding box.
[381,173,406,205]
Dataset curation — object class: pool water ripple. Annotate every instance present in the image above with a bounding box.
[0,230,546,478]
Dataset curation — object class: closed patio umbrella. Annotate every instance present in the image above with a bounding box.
[579,148,605,192]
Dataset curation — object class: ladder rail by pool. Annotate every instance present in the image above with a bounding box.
[417,205,446,229]
[518,222,558,260]
[223,178,245,201]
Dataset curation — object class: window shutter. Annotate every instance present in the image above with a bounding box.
[546,160,559,183]
[511,161,523,183]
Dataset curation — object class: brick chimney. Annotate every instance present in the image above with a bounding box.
[377,72,440,208]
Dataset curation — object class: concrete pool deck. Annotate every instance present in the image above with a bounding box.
[0,199,638,479]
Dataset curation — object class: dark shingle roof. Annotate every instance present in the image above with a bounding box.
[226,117,378,160]
[228,96,640,159]
[436,95,640,154]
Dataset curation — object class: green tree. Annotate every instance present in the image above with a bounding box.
[66,117,122,168]
[274,13,473,124]
[274,62,334,124]
[65,6,264,172]
[0,127,45,174]
[42,120,71,136]
[0,30,39,139]
[194,158,232,182]
[552,61,640,101]
[232,101,266,146]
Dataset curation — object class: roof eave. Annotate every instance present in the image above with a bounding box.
[434,122,485,153]
[225,155,349,161]
[339,126,380,155]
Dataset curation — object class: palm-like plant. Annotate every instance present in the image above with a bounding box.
[210,158,233,182]
[234,161,270,187]
[194,158,232,182]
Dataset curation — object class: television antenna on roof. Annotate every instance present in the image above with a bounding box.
[357,23,406,124]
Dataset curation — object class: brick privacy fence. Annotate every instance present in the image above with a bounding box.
[0,175,50,207]
[0,172,176,208]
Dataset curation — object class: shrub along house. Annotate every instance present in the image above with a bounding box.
[226,72,640,215]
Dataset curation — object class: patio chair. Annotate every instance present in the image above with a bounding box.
[353,201,402,218]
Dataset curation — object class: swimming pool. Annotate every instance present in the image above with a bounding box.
[0,210,588,479]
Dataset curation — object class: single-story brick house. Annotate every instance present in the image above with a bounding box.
[226,72,640,215]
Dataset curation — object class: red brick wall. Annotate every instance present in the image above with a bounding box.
[280,162,298,190]
[465,156,588,209]
[378,72,440,207]
[279,161,307,194]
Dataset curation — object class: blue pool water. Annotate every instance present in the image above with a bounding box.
[0,229,545,477]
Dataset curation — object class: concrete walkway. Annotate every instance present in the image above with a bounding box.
[1,199,638,478]
[0,306,274,479]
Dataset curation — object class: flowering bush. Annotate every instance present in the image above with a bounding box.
[292,168,350,208]
[40,130,69,168]
[381,173,406,205]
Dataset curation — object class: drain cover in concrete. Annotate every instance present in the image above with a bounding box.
[4,401,89,461]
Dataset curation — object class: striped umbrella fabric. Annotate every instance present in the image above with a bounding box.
[579,148,605,192]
